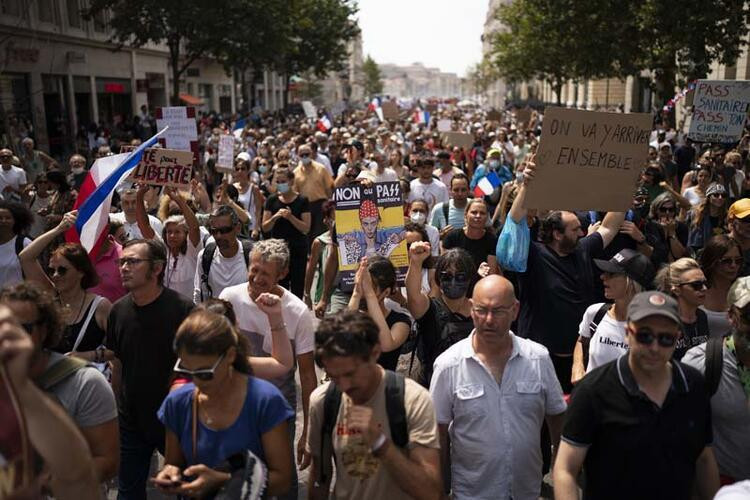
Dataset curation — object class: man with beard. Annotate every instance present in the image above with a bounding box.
[106,239,194,499]
[503,157,625,392]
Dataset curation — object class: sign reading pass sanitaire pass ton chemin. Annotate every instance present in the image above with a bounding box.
[524,107,650,212]
[688,80,750,143]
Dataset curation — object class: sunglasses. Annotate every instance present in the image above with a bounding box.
[49,266,70,277]
[679,280,707,291]
[173,352,226,381]
[719,257,743,267]
[633,329,679,348]
[440,272,469,282]
[659,206,676,213]
[710,193,726,198]
[235,166,249,171]
[299,154,310,158]
[209,225,234,235]
[117,257,150,267]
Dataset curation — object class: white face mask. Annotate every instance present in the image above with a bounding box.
[410,211,426,224]
[72,166,85,175]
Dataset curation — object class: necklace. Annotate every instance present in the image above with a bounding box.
[61,291,87,324]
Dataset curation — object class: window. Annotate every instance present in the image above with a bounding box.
[1,0,21,16]
[38,0,58,24]
[93,9,106,32]
[66,0,80,28]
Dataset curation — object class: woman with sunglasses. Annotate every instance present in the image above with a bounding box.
[687,183,728,253]
[655,258,711,359]
[233,155,263,240]
[155,309,293,498]
[648,192,688,264]
[699,235,743,338]
[18,211,112,361]
[571,249,652,385]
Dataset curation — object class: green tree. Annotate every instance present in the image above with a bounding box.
[362,55,383,98]
[85,0,232,105]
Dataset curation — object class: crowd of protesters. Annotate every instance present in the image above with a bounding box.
[0,99,749,500]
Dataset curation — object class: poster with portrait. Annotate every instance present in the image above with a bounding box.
[334,181,407,291]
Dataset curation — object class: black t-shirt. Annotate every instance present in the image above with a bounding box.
[415,298,473,387]
[376,310,411,371]
[264,194,310,251]
[518,233,603,354]
[106,288,193,444]
[674,308,710,360]
[442,228,498,270]
[562,355,711,500]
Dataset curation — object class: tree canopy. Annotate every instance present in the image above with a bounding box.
[362,55,383,98]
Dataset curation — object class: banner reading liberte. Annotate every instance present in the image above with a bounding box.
[524,107,650,212]
[334,181,407,291]
[128,148,194,188]
[688,80,750,143]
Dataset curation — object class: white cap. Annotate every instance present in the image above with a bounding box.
[236,152,250,162]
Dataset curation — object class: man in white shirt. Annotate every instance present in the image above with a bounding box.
[309,140,333,177]
[0,148,27,202]
[430,275,566,500]
[110,188,163,241]
[219,238,318,500]
[408,157,449,213]
[192,205,249,303]
[430,173,470,233]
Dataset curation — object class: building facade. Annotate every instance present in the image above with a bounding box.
[379,62,461,99]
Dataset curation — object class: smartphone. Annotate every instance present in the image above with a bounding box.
[423,256,438,269]
[150,477,183,488]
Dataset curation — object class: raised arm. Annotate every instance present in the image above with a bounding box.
[135,184,156,240]
[406,241,431,319]
[598,211,626,249]
[165,186,200,247]
[356,259,410,352]
[303,238,323,309]
[250,293,295,379]
[508,154,535,224]
[19,211,78,293]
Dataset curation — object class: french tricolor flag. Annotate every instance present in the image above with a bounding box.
[232,118,246,139]
[317,114,332,132]
[473,171,501,197]
[66,128,166,258]
[368,97,384,122]
[413,109,430,124]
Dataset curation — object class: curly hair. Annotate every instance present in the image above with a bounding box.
[250,238,290,272]
[539,211,566,245]
[0,281,64,349]
[0,200,33,235]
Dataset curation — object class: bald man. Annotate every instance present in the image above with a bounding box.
[429,275,567,500]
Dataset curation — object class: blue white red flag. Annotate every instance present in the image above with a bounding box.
[316,114,332,132]
[66,128,167,258]
[473,171,501,197]
[233,118,246,139]
[413,109,430,124]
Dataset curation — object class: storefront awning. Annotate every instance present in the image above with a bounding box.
[179,93,204,106]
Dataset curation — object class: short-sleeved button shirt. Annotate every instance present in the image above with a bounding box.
[561,354,712,500]
[430,332,566,500]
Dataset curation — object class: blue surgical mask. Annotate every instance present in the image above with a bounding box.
[488,159,500,169]
[258,165,268,174]
[277,182,290,194]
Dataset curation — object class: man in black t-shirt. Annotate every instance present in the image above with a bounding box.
[553,291,720,500]
[106,239,193,499]
[504,158,625,392]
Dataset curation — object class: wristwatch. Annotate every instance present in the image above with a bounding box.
[371,433,388,457]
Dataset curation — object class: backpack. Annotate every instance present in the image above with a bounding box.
[317,370,407,484]
[36,356,88,391]
[703,337,724,397]
[442,201,450,229]
[199,239,253,301]
[584,303,612,369]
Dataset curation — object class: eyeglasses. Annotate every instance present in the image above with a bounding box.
[0,155,11,160]
[719,257,743,267]
[117,257,150,267]
[173,352,226,381]
[659,206,676,214]
[679,280,708,291]
[440,272,469,282]
[209,225,234,235]
[49,266,69,277]
[633,329,679,348]
[299,154,310,158]
[472,305,513,317]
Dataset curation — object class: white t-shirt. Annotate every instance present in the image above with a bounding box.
[164,237,202,300]
[28,192,51,237]
[682,186,704,206]
[425,224,440,256]
[192,240,248,303]
[0,236,30,289]
[358,166,399,184]
[0,166,27,200]
[578,303,628,372]
[408,178,449,213]
[109,212,164,242]
[219,283,315,405]
[316,153,334,177]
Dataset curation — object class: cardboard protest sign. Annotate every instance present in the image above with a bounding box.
[437,119,453,132]
[524,107,650,212]
[515,107,532,125]
[441,131,474,150]
[381,100,400,121]
[487,110,503,122]
[216,135,235,173]
[155,106,198,164]
[128,148,194,188]
[426,103,438,113]
[334,181,407,291]
[301,101,317,119]
[688,80,750,143]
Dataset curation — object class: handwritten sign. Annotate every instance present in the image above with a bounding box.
[156,107,197,150]
[128,148,194,188]
[524,107,650,212]
[487,110,503,122]
[302,101,316,119]
[437,119,452,132]
[441,131,474,150]
[688,80,750,143]
[216,135,235,173]
[381,101,400,121]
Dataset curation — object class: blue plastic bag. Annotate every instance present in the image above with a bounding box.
[496,216,530,272]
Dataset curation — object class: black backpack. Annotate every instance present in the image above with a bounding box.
[583,303,612,368]
[317,370,407,484]
[703,337,724,397]
[199,239,253,301]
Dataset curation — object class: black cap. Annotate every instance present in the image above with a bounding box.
[627,291,680,325]
[593,249,655,289]
[343,139,364,152]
